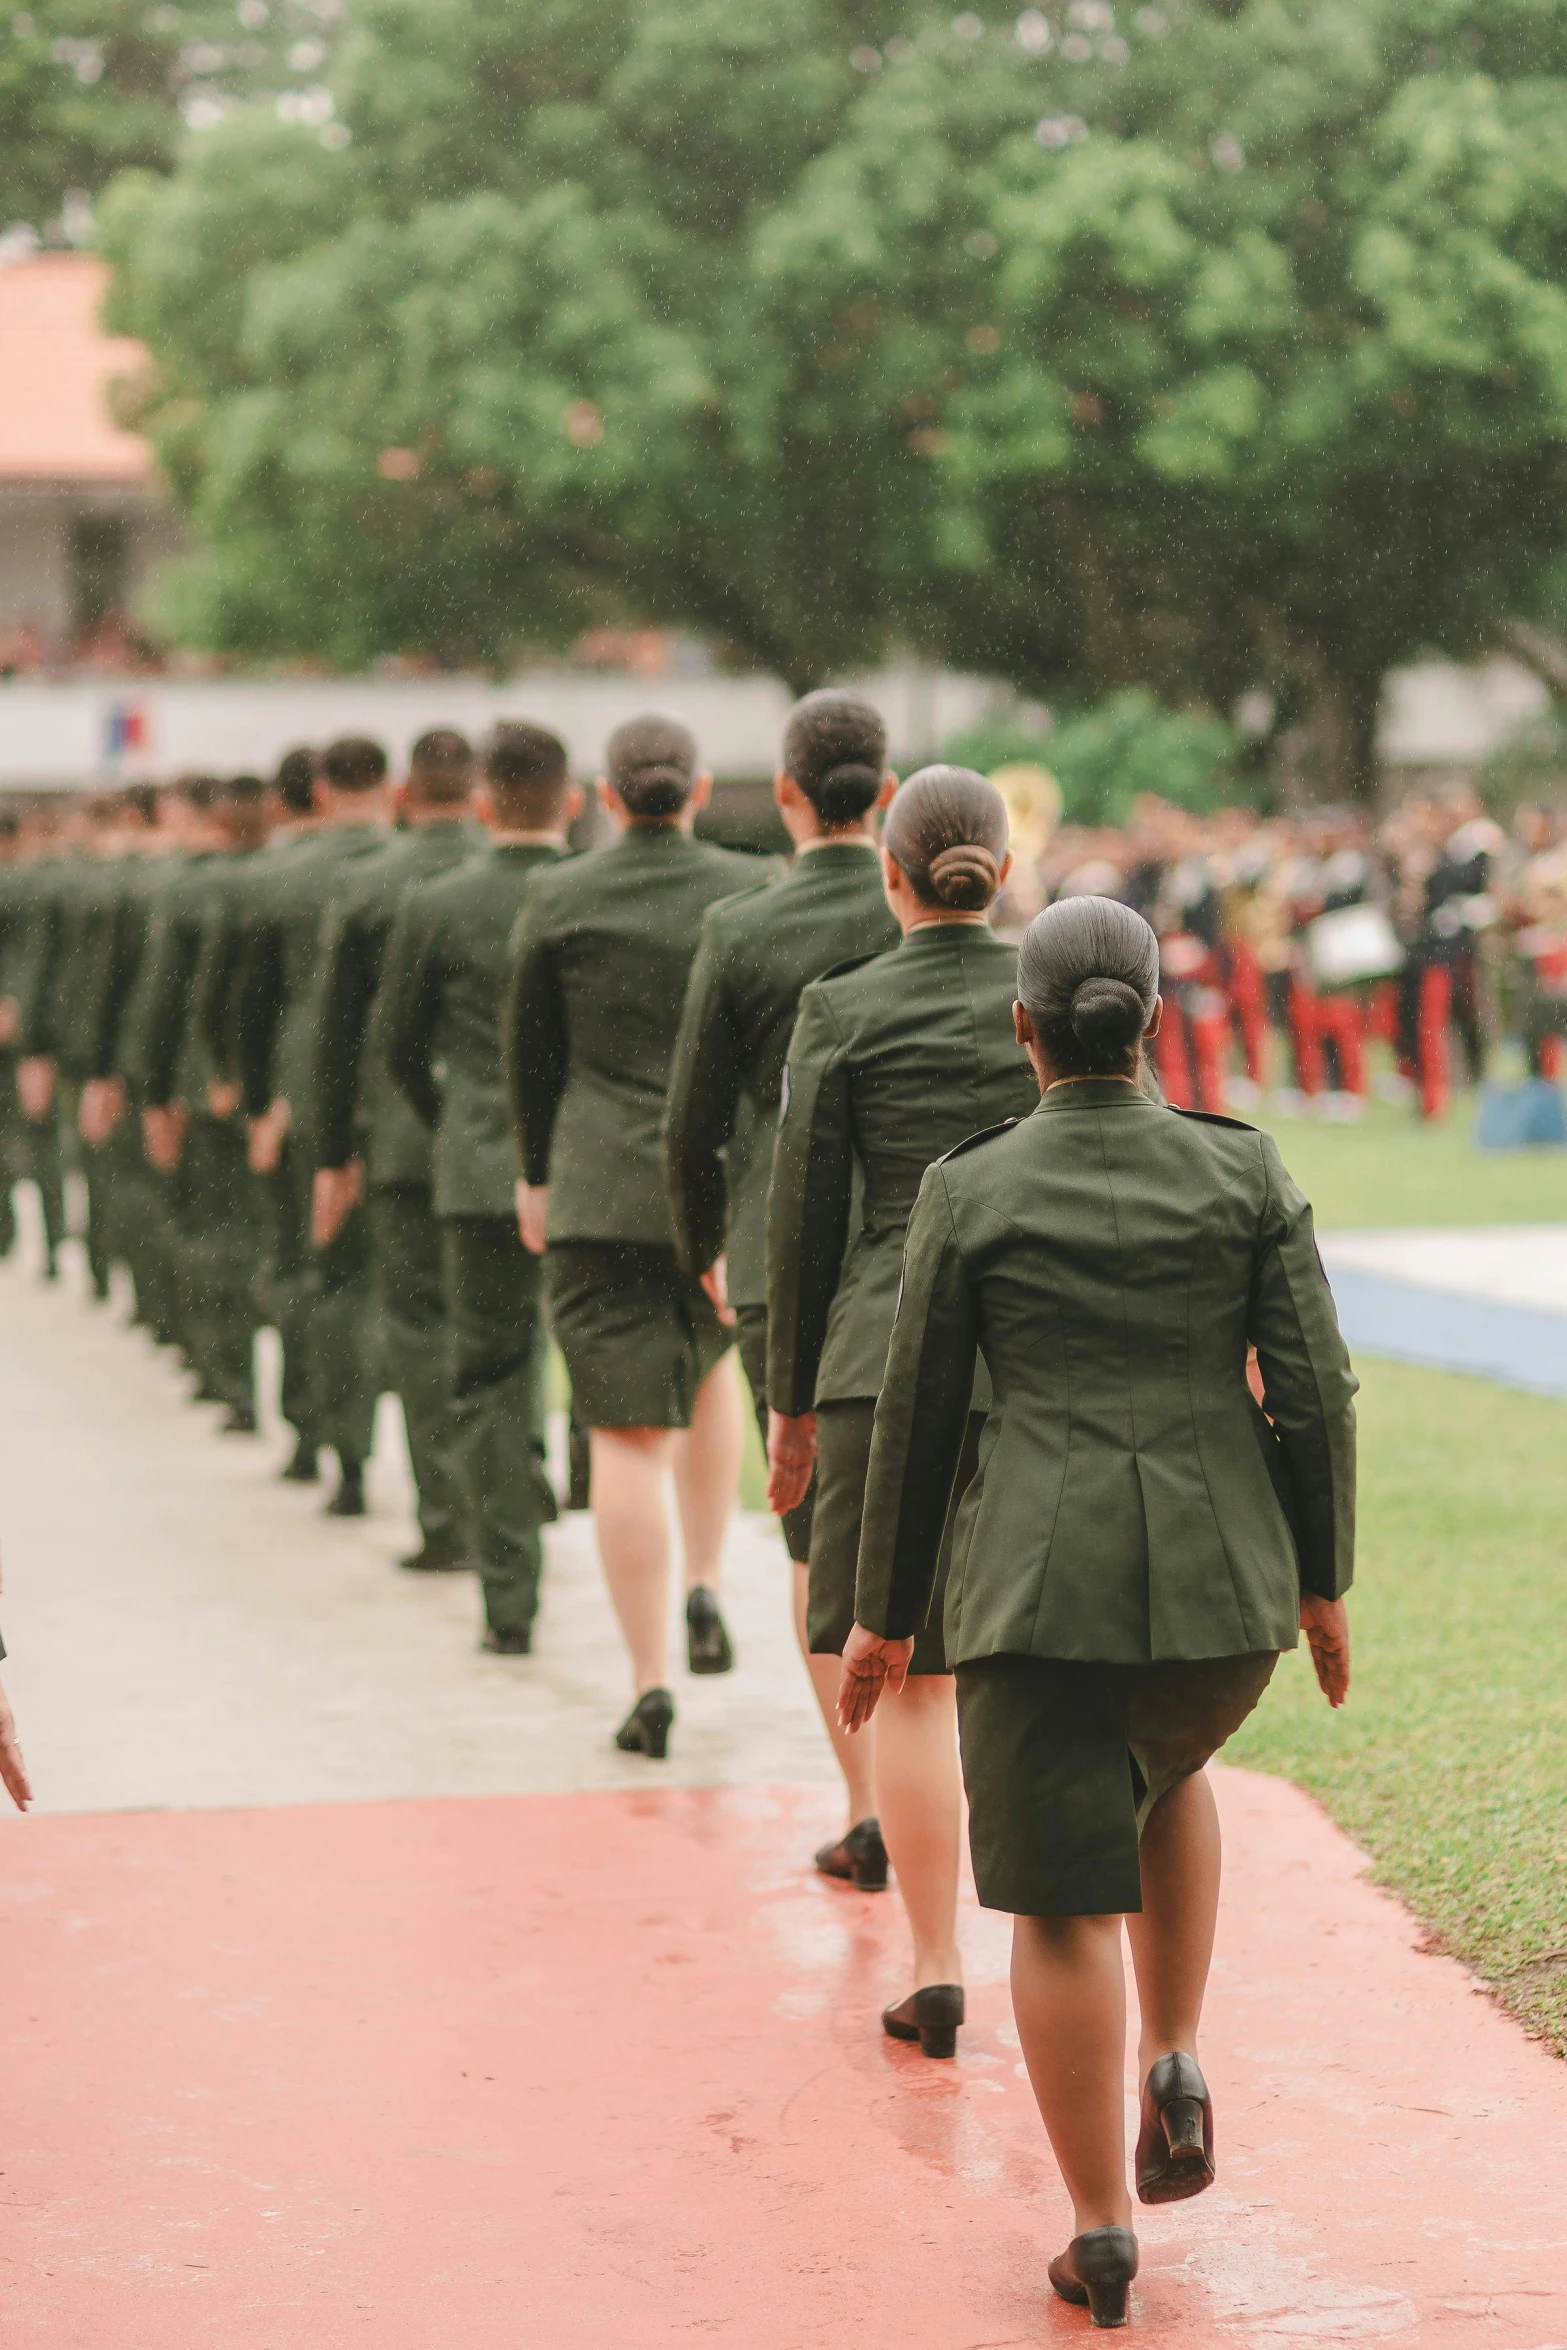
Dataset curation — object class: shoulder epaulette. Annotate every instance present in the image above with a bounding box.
[1170,1104,1258,1133]
[816,949,891,987]
[939,1117,1020,1164]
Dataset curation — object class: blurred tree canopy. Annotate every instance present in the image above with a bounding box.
[98,0,1567,796]
[0,0,345,241]
[947,688,1238,822]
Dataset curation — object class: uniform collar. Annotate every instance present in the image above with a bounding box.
[897,918,994,949]
[1038,1078,1156,1112]
[794,838,880,860]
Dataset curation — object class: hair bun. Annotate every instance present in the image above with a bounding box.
[1069,974,1146,1051]
[927,843,1000,911]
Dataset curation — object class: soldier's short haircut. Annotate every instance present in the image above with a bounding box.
[781,690,887,828]
[223,773,268,807]
[176,772,225,813]
[605,712,698,818]
[274,747,317,815]
[486,721,569,793]
[318,734,389,792]
[407,728,474,805]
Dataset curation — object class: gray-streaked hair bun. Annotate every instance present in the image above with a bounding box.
[1017,895,1159,1077]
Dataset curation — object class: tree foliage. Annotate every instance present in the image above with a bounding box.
[0,0,345,242]
[947,688,1238,822]
[100,0,1567,791]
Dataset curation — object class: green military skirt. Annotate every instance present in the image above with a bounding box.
[546,1241,733,1430]
[956,1650,1280,1917]
[808,1399,984,1676]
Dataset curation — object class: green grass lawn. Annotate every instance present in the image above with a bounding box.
[1228,1354,1567,2052]
[1253,1084,1567,1230]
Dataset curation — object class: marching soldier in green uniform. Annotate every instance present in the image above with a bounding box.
[307,730,480,1570]
[766,766,1034,2048]
[126,775,269,1429]
[5,809,73,1281]
[505,713,770,1755]
[230,736,390,1514]
[840,894,1355,2324]
[664,689,898,1870]
[0,814,28,1260]
[195,749,319,1464]
[380,722,580,1649]
[61,794,152,1303]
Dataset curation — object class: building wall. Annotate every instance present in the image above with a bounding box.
[0,485,177,648]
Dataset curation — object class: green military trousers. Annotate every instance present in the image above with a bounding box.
[441,1215,555,1641]
[176,1114,262,1420]
[255,1136,317,1445]
[285,1140,375,1473]
[22,1100,65,1277]
[370,1185,465,1566]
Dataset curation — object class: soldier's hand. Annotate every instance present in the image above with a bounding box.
[516,1181,549,1256]
[78,1076,126,1148]
[142,1104,187,1173]
[767,1408,817,1517]
[207,1079,241,1120]
[17,1057,54,1123]
[313,1162,363,1249]
[0,1680,32,1812]
[0,997,17,1047]
[836,1625,914,1734]
[1300,1594,1351,1709]
[247,1098,290,1175]
[700,1256,736,1328]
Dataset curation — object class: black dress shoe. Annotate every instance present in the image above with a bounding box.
[615,1687,675,1759]
[219,1407,258,1435]
[685,1584,734,1675]
[814,1816,889,1890]
[881,1983,964,2059]
[399,1543,469,1574]
[481,1626,532,1655]
[1135,2051,1214,2205]
[324,1464,366,1518]
[279,1438,320,1483]
[1048,2226,1139,2329]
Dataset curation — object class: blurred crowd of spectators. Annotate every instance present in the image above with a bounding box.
[1006,785,1567,1120]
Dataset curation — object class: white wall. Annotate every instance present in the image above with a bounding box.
[0,661,1005,788]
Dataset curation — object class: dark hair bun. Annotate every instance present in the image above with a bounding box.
[927,843,1000,911]
[1069,974,1146,1052]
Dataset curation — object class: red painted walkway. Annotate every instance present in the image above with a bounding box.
[3,1769,1565,2348]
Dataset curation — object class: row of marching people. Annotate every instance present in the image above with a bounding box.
[1028,786,1567,1121]
[0,698,1364,2332]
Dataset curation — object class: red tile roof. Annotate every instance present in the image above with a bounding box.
[0,252,153,486]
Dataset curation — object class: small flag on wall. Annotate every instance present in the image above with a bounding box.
[104,702,150,761]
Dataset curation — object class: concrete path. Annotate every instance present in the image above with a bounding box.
[2,1220,1566,2346]
[1319,1227,1567,1400]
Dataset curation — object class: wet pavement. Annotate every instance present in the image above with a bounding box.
[2,1217,1566,2345]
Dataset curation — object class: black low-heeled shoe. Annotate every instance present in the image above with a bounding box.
[1135,2050,1214,2205]
[881,1982,964,2058]
[685,1585,734,1675]
[814,1816,889,1890]
[615,1687,675,1759]
[1048,2226,1139,2330]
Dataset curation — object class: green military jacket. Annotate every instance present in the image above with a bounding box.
[505,823,771,1245]
[767,921,1036,1413]
[231,824,386,1142]
[855,1082,1359,1667]
[379,840,567,1220]
[306,818,479,1189]
[126,851,261,1112]
[663,842,898,1309]
[115,854,197,1104]
[7,856,71,1059]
